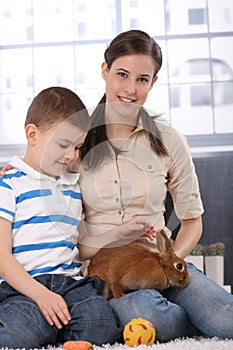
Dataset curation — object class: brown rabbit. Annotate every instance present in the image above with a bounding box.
[87,230,189,299]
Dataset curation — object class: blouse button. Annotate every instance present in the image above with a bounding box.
[118,211,122,215]
[148,164,152,169]
[114,180,118,184]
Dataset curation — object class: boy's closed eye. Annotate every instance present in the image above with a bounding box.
[58,141,81,148]
[59,143,70,149]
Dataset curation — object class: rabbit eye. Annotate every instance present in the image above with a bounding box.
[174,262,184,271]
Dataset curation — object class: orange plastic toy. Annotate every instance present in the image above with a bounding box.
[63,340,93,350]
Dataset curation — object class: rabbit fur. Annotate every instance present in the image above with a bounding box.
[87,230,189,299]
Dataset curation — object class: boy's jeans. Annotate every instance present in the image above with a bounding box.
[110,263,233,341]
[0,275,123,349]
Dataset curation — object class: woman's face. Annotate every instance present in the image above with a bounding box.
[101,54,157,120]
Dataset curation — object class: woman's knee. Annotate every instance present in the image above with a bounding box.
[109,289,198,342]
[169,264,233,339]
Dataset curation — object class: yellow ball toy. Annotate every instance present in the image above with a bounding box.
[123,318,156,346]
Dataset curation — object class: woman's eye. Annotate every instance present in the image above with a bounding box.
[138,77,149,83]
[118,71,127,78]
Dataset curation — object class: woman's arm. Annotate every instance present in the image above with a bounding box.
[78,217,156,260]
[0,217,71,329]
[172,216,203,259]
[165,127,204,260]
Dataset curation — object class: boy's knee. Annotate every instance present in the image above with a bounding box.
[0,302,57,349]
[67,295,123,344]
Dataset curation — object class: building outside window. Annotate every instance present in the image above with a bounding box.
[0,0,232,162]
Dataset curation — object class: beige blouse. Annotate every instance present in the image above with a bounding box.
[79,119,204,238]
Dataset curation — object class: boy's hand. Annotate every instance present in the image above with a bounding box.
[0,164,13,176]
[34,289,71,329]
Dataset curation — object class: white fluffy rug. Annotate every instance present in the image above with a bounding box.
[91,338,233,350]
[48,338,233,350]
[2,337,233,350]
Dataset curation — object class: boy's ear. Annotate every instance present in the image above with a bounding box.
[25,124,38,145]
[101,61,109,80]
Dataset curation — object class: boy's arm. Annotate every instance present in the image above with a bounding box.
[0,217,71,329]
[78,217,156,260]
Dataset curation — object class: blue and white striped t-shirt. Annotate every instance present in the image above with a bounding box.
[0,155,83,283]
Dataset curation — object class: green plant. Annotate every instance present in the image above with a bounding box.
[190,243,205,256]
[190,242,225,256]
[206,242,225,256]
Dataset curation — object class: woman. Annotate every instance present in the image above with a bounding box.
[78,29,233,341]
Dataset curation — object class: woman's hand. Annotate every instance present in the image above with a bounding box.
[78,217,156,260]
[34,289,71,329]
[0,164,12,176]
[117,216,156,243]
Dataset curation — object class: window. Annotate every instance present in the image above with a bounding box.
[0,0,233,164]
[188,8,207,25]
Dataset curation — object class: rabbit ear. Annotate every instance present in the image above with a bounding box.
[156,230,172,254]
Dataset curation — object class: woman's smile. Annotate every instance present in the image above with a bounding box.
[118,95,137,104]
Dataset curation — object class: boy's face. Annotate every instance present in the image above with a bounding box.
[28,120,86,177]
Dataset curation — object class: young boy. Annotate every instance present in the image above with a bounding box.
[0,86,156,349]
[0,87,123,349]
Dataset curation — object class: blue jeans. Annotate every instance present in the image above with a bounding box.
[0,275,123,349]
[109,263,233,341]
